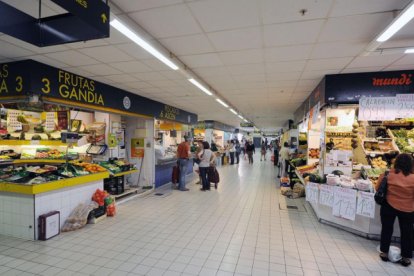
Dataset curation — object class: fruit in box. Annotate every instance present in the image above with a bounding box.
[308,148,320,159]
[371,156,387,169]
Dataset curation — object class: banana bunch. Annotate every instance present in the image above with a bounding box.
[17,114,28,124]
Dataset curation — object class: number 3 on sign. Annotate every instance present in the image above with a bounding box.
[15,76,23,92]
[41,78,50,94]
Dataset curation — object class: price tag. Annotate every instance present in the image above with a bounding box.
[306,182,319,204]
[319,185,334,207]
[396,94,414,119]
[358,97,397,121]
[356,191,375,218]
[332,187,357,221]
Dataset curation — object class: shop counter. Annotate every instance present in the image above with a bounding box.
[0,172,109,240]
[155,158,194,188]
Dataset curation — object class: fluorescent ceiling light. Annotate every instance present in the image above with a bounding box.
[229,109,237,115]
[216,99,229,108]
[405,48,414,54]
[238,115,244,120]
[243,119,248,122]
[110,19,179,70]
[376,3,414,42]
[188,78,213,96]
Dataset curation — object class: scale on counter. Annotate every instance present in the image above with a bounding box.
[86,144,108,155]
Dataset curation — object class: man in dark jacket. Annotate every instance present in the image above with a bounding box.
[246,141,255,164]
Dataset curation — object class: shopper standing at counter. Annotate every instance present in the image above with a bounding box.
[198,141,216,191]
[177,137,191,191]
[229,140,236,165]
[278,142,290,178]
[376,153,414,266]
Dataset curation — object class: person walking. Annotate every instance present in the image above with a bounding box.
[240,139,246,157]
[246,140,255,164]
[198,141,216,191]
[235,140,241,164]
[278,142,290,178]
[375,153,414,266]
[260,142,267,161]
[273,141,280,167]
[229,140,235,165]
[176,136,191,191]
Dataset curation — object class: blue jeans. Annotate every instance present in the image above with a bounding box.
[199,167,210,190]
[178,158,189,190]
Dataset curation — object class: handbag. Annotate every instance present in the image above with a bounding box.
[374,171,389,205]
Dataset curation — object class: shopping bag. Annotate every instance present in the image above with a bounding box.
[208,166,220,184]
[172,165,180,184]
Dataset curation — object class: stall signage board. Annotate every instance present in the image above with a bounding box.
[319,185,334,207]
[305,182,319,204]
[332,187,357,221]
[356,191,375,218]
[0,60,197,125]
[325,70,414,104]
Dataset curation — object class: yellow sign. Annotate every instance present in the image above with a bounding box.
[56,70,104,106]
[131,138,145,158]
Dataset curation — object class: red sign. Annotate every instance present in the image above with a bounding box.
[372,73,412,86]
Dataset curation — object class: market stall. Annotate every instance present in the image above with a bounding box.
[154,120,193,188]
[291,70,414,240]
[0,59,197,240]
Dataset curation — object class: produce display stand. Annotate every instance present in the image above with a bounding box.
[0,171,109,240]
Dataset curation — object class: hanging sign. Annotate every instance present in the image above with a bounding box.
[358,97,397,121]
[319,185,334,207]
[356,191,375,218]
[305,182,319,204]
[332,187,357,221]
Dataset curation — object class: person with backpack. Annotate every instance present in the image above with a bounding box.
[235,140,241,164]
[375,153,414,266]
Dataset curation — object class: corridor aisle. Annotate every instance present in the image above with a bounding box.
[0,154,413,276]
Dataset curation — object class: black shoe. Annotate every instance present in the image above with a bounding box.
[400,257,411,266]
[215,183,217,189]
[200,188,206,191]
[379,252,389,262]
[180,188,189,191]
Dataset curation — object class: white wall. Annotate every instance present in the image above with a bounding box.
[125,117,155,187]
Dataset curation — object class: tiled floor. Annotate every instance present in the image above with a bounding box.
[1,153,413,275]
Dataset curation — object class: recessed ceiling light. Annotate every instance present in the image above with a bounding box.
[188,78,213,96]
[216,99,229,108]
[229,109,237,115]
[110,19,179,70]
[376,2,414,42]
[405,48,414,54]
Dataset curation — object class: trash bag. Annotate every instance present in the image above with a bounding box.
[293,183,305,197]
[62,202,98,232]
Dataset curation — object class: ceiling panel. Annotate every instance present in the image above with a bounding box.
[129,5,202,39]
[78,46,132,63]
[346,54,403,68]
[160,34,215,55]
[188,0,260,32]
[310,41,366,59]
[111,60,153,73]
[305,57,353,71]
[263,20,324,47]
[207,27,262,52]
[218,49,264,66]
[329,0,410,17]
[179,53,223,68]
[318,13,393,43]
[45,50,100,67]
[261,0,333,25]
[112,0,183,12]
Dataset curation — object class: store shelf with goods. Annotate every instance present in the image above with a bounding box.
[0,171,109,195]
[113,169,139,177]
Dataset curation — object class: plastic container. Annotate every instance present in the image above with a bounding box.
[326,174,340,186]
